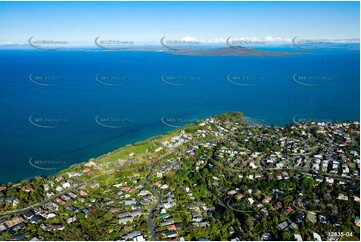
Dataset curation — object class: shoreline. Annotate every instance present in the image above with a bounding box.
[1,113,359,186]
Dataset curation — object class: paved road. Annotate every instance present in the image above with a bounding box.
[144,157,164,241]
[0,173,104,218]
[226,199,253,213]
[292,198,321,213]
[0,159,147,218]
[215,157,357,182]
[205,188,228,209]
[145,179,162,241]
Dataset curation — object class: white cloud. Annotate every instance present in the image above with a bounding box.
[180,36,198,42]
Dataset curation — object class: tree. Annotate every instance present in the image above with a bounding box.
[245,216,254,232]
[281,231,291,240]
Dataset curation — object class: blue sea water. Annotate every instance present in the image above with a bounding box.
[0,46,359,183]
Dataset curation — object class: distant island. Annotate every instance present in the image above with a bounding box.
[168,47,298,57]
[0,112,359,241]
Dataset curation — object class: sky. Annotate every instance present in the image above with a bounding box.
[0,1,359,45]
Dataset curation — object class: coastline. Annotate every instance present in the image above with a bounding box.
[0,111,359,241]
[1,112,358,186]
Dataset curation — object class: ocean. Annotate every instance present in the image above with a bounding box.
[0,45,359,183]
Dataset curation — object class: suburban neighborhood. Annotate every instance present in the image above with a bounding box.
[0,112,359,241]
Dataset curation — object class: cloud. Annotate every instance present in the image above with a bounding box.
[180,36,198,42]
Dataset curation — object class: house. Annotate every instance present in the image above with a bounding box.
[130,210,142,217]
[262,196,272,204]
[134,236,145,241]
[46,213,56,219]
[192,217,202,222]
[319,215,327,224]
[66,216,77,224]
[282,171,290,179]
[90,182,99,189]
[33,207,47,217]
[163,230,178,238]
[199,222,209,227]
[284,206,293,214]
[30,215,43,224]
[274,201,283,210]
[337,194,348,201]
[5,196,15,204]
[198,238,210,241]
[12,198,19,206]
[234,193,243,200]
[314,176,323,183]
[168,224,177,231]
[294,234,303,241]
[119,216,133,224]
[160,184,169,189]
[295,213,305,223]
[5,217,24,228]
[327,204,338,214]
[46,191,54,197]
[325,177,334,184]
[55,186,63,192]
[306,212,317,224]
[138,189,151,197]
[21,187,35,193]
[227,190,237,195]
[81,208,89,218]
[67,192,77,199]
[119,212,130,218]
[247,198,254,205]
[155,147,163,153]
[312,232,322,241]
[60,194,71,201]
[158,213,170,219]
[61,182,71,189]
[159,218,175,227]
[324,193,332,201]
[67,172,81,178]
[105,200,115,206]
[43,224,65,232]
[288,222,298,231]
[254,173,262,179]
[124,200,136,206]
[329,216,340,226]
[56,197,66,205]
[23,210,35,220]
[8,222,26,233]
[277,221,288,230]
[355,216,360,227]
[122,231,142,240]
[10,233,26,241]
[163,202,173,209]
[49,203,59,211]
[109,208,120,213]
[260,232,272,241]
[79,190,88,196]
[0,223,7,232]
[275,173,283,180]
[120,186,130,192]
